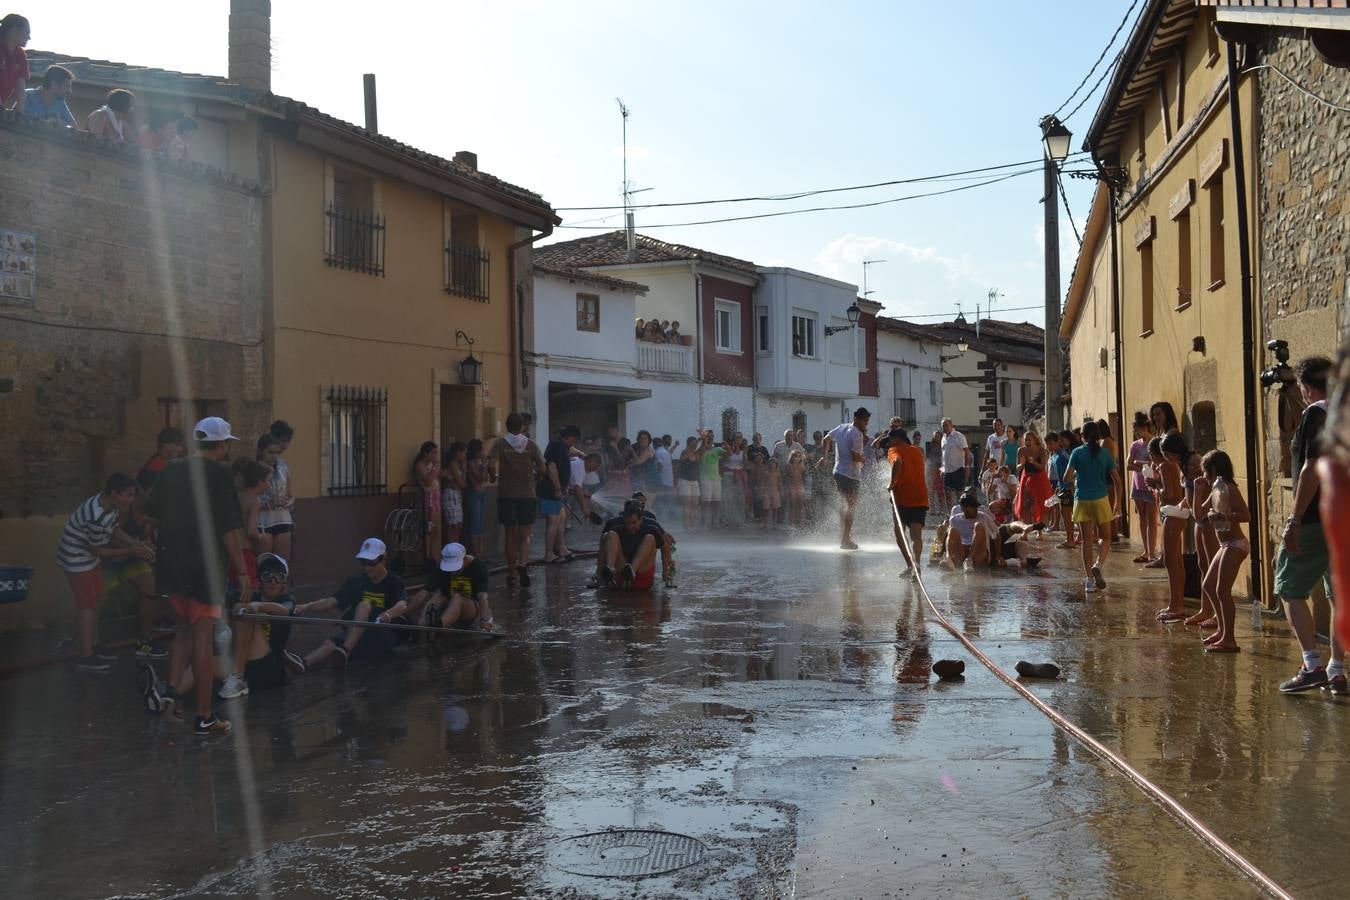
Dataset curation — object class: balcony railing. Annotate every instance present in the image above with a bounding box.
[637,340,696,379]
[325,206,385,276]
[447,244,491,301]
[894,397,916,423]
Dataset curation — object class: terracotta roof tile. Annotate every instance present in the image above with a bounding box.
[536,231,759,275]
[533,263,647,294]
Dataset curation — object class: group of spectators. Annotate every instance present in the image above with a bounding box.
[635,317,683,343]
[1,14,198,158]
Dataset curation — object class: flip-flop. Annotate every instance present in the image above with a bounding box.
[1156,611,1187,623]
[1204,644,1240,653]
[1132,555,1150,563]
[1198,619,1217,628]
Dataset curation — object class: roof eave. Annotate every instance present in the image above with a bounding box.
[1083,0,1175,157]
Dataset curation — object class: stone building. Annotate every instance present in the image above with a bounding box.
[0,113,267,628]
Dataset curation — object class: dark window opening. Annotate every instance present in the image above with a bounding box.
[327,385,388,497]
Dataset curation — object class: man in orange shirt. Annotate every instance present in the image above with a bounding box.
[886,427,929,578]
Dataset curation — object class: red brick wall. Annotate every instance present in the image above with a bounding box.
[699,274,754,386]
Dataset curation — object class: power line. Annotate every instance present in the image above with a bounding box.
[1051,0,1144,118]
[1244,64,1350,114]
[887,305,1042,319]
[556,169,1042,230]
[1055,172,1082,246]
[1062,48,1124,124]
[553,154,1088,212]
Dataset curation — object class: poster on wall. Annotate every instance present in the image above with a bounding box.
[1,228,36,301]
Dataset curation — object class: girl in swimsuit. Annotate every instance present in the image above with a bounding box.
[1152,432,1191,623]
[1197,450,1249,652]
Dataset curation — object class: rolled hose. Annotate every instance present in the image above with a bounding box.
[887,492,1292,900]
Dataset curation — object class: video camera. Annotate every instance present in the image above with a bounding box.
[1259,339,1293,389]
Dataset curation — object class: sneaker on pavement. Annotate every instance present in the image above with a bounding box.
[77,655,111,673]
[140,663,165,714]
[518,565,531,588]
[840,540,860,551]
[135,641,168,660]
[1322,674,1349,697]
[94,644,120,661]
[282,649,307,675]
[194,716,232,736]
[218,672,249,699]
[1091,565,1106,589]
[663,571,676,588]
[1083,577,1096,594]
[1280,667,1328,693]
[597,566,615,589]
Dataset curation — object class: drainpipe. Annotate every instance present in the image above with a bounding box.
[1106,173,1128,540]
[1225,41,1265,607]
[507,222,554,415]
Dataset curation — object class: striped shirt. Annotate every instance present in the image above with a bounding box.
[57,494,120,573]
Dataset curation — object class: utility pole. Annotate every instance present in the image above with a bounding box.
[1040,115,1070,433]
[618,98,634,259]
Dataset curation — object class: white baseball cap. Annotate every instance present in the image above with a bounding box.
[355,537,387,561]
[193,416,238,442]
[439,542,466,573]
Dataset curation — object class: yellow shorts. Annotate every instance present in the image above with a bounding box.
[1071,496,1113,525]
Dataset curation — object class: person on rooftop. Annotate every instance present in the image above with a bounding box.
[23,64,76,127]
[0,13,30,113]
[87,88,136,143]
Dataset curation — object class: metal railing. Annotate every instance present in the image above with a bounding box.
[636,340,696,378]
[446,244,491,301]
[325,206,386,276]
[327,384,388,497]
[894,397,916,423]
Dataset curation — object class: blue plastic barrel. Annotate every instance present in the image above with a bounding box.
[0,566,33,603]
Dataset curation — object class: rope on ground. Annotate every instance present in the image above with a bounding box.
[886,492,1294,900]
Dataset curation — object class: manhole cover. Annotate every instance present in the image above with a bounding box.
[549,829,707,878]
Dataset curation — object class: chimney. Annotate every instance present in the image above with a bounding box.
[453,150,478,172]
[363,74,378,132]
[228,0,271,93]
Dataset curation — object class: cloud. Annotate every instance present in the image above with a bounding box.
[813,234,987,289]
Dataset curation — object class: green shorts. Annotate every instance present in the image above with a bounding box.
[1274,520,1333,601]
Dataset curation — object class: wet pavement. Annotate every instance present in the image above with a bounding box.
[1,515,1346,898]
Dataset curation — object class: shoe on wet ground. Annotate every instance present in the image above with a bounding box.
[218,672,248,699]
[663,571,677,588]
[932,659,965,679]
[1280,667,1328,693]
[282,649,307,675]
[517,565,531,588]
[1083,577,1096,594]
[135,641,167,660]
[1015,661,1061,679]
[139,663,164,713]
[77,656,111,673]
[1091,565,1106,589]
[94,644,120,661]
[840,540,860,550]
[194,716,232,736]
[1321,674,1348,696]
[597,566,615,589]
[619,564,636,588]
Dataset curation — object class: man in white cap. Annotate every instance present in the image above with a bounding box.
[143,416,252,737]
[406,542,493,633]
[296,537,408,667]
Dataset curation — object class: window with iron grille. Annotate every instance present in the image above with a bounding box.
[446,244,491,301]
[720,407,739,443]
[325,205,386,275]
[326,385,388,497]
[894,397,916,424]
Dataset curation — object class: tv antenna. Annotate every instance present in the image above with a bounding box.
[862,259,887,301]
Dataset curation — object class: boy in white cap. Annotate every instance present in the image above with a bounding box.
[143,416,252,736]
[406,542,493,632]
[296,537,408,667]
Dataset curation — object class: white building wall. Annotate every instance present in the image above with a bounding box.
[872,330,944,437]
[697,383,756,441]
[992,361,1044,427]
[625,380,702,443]
[533,272,638,362]
[755,267,860,399]
[753,393,844,446]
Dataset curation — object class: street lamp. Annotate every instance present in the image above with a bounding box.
[940,340,969,363]
[1039,114,1072,433]
[455,329,482,385]
[824,302,862,336]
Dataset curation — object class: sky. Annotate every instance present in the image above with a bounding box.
[33,0,1141,326]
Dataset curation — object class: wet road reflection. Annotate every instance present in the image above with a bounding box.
[1,530,1334,896]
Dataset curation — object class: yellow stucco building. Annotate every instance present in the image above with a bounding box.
[1079,0,1265,600]
[4,24,556,624]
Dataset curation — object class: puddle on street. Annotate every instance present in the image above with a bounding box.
[0,531,1334,896]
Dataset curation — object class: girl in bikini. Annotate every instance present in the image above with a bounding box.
[1197,450,1249,652]
[1151,432,1192,623]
